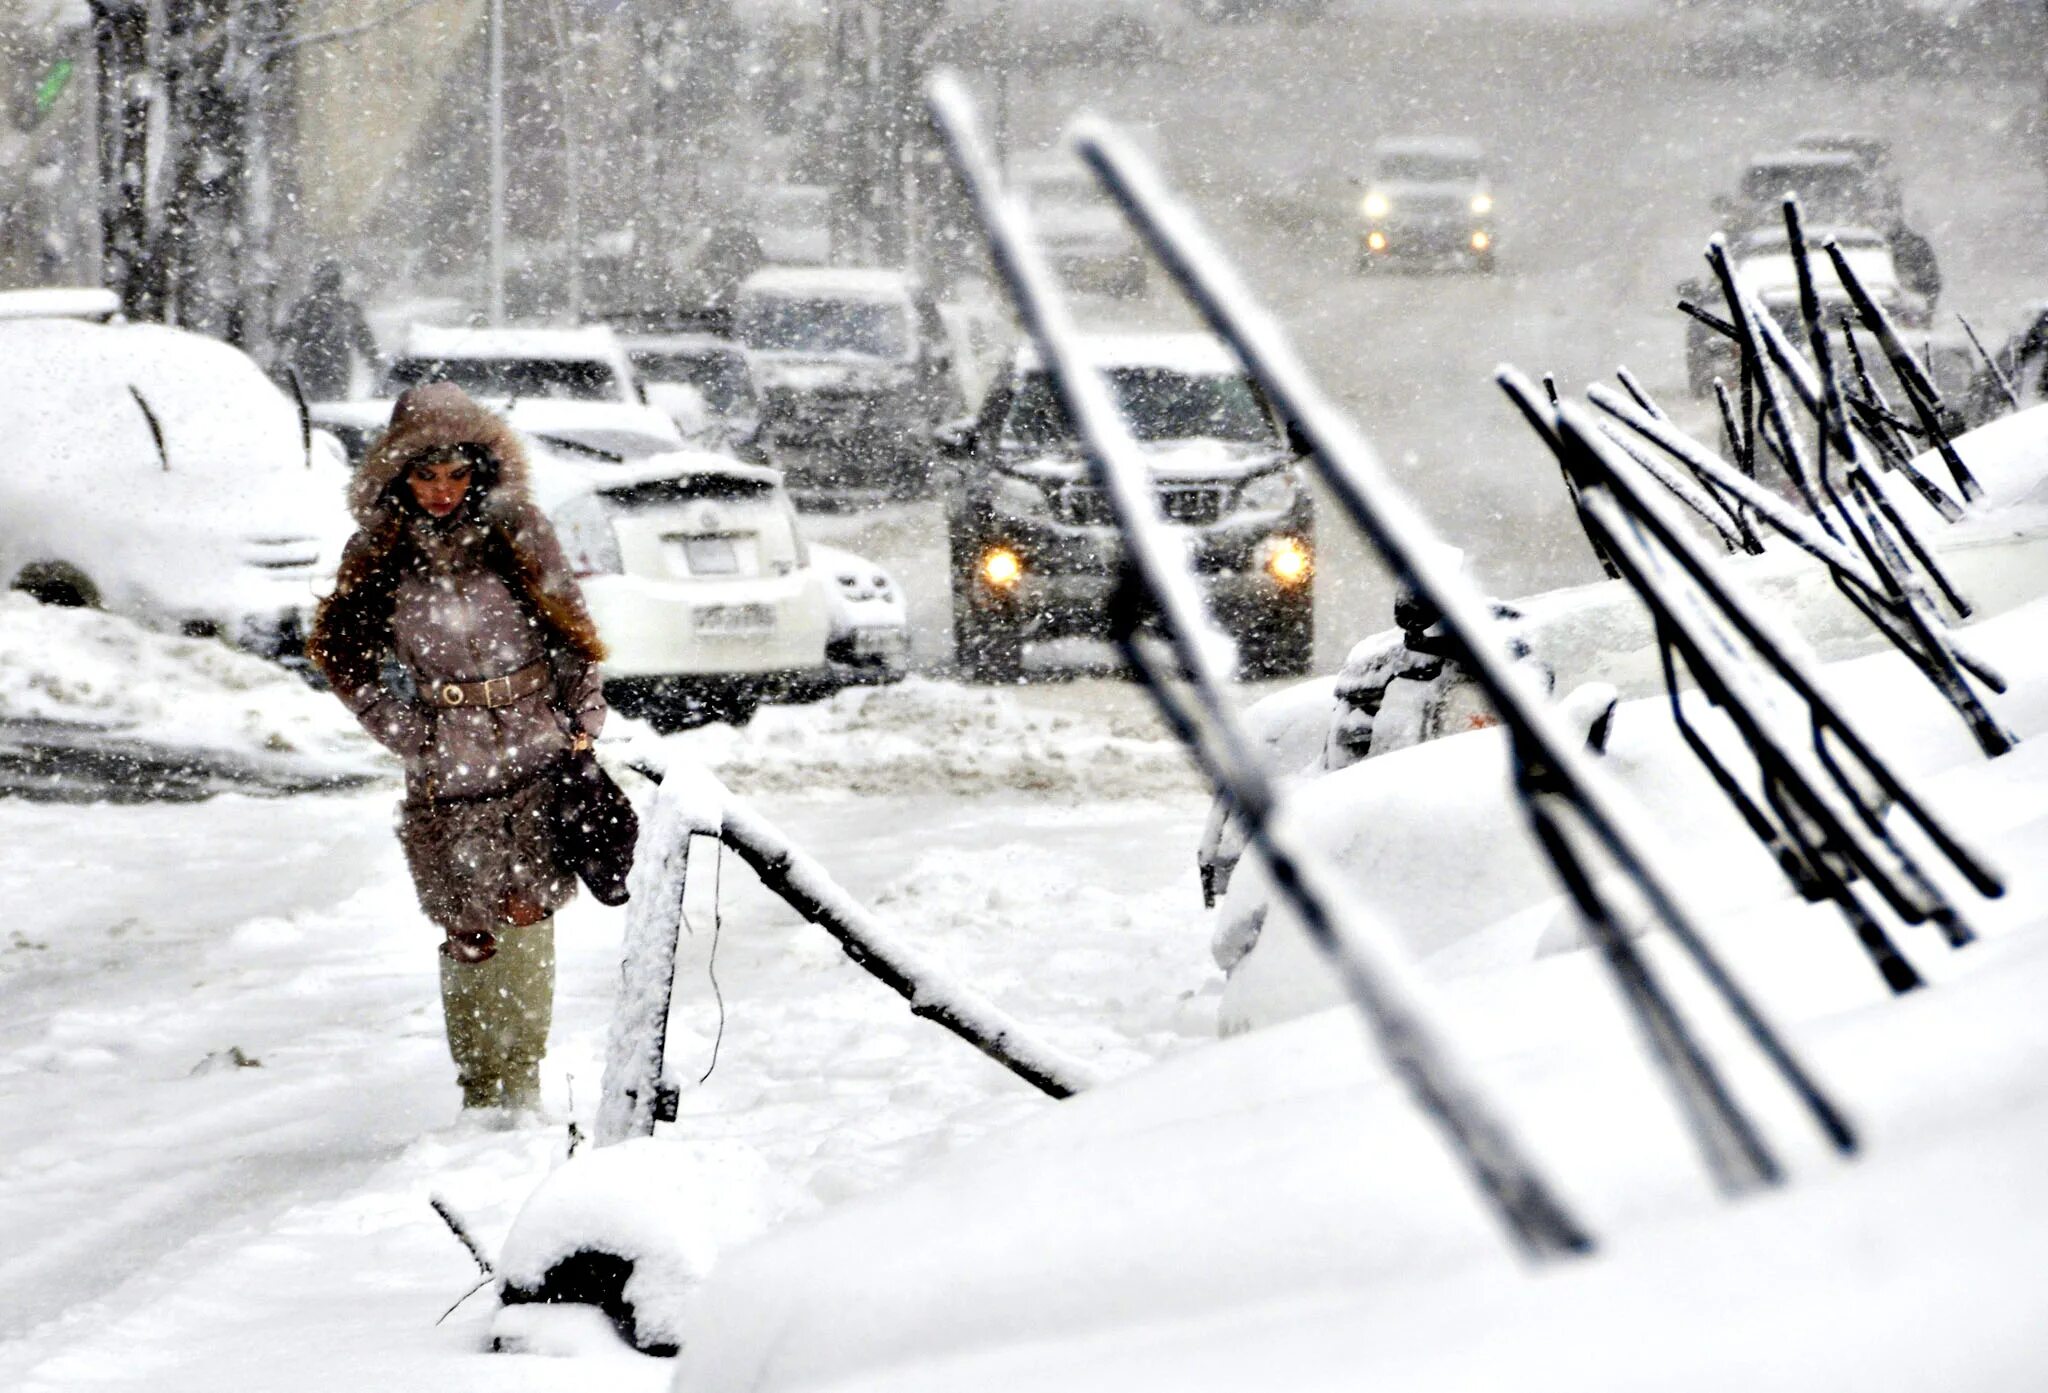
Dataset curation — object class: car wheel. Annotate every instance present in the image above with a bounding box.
[1238,597,1314,680]
[12,562,99,609]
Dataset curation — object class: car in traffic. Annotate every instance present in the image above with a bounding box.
[0,316,351,658]
[752,183,833,267]
[1715,149,1890,239]
[735,267,959,496]
[547,452,835,728]
[619,329,765,455]
[1679,225,1919,396]
[309,395,684,473]
[811,544,911,688]
[1355,136,1498,273]
[940,332,1314,682]
[1013,151,1148,298]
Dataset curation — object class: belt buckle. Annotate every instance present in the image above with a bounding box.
[484,674,513,706]
[440,682,466,707]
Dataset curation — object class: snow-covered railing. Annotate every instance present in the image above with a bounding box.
[1068,116,1857,1197]
[928,76,1599,1261]
[596,758,1101,1148]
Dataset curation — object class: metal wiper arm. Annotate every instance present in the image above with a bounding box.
[928,75,1596,1259]
[1075,117,1853,1181]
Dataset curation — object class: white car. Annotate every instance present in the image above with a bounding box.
[620,331,765,453]
[547,452,835,728]
[381,322,647,407]
[812,543,910,687]
[309,397,683,477]
[0,316,351,657]
[1013,152,1147,298]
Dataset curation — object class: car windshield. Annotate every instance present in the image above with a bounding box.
[1004,367,1279,446]
[384,354,622,402]
[1376,152,1480,183]
[630,351,755,413]
[738,296,912,358]
[1739,164,1875,222]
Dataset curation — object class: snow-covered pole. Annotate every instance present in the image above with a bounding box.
[927,75,1595,1260]
[1074,118,1854,1179]
[598,760,1100,1148]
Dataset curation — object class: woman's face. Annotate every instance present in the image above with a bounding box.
[408,453,474,518]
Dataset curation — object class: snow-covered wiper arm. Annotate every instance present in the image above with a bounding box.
[929,75,1596,1260]
[1074,115,1855,1189]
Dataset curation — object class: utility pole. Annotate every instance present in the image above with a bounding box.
[488,0,506,325]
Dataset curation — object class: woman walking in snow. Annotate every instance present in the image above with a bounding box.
[309,383,609,1115]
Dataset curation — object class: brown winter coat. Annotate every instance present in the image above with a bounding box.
[309,384,608,936]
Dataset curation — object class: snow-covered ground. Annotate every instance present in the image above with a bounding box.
[0,607,1217,1390]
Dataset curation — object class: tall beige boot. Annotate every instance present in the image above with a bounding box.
[439,917,556,1112]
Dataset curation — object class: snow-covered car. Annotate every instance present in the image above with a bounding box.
[811,543,910,686]
[1355,136,1498,273]
[736,267,958,495]
[548,452,833,728]
[941,332,1315,682]
[0,317,350,657]
[0,286,121,323]
[1715,149,1891,240]
[1680,226,1917,396]
[381,322,647,407]
[1013,152,1147,298]
[622,331,765,454]
[752,183,833,267]
[308,396,683,474]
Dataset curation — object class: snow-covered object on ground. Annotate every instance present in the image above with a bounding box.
[811,544,910,685]
[0,594,382,780]
[671,786,2048,1393]
[495,1137,805,1355]
[661,678,1202,800]
[0,318,352,647]
[1214,595,2048,1034]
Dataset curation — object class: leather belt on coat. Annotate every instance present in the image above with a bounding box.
[433,660,551,710]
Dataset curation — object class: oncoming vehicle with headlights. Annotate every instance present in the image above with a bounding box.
[940,333,1314,683]
[1356,136,1497,274]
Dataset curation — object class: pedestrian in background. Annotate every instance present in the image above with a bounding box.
[275,259,381,401]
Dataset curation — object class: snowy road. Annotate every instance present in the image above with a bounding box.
[837,6,2048,676]
[0,688,1217,1390]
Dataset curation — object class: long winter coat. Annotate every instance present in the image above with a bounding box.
[309,383,608,936]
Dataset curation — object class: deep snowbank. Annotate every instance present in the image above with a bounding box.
[663,678,1202,800]
[0,595,383,785]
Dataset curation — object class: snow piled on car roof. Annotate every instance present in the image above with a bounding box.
[658,678,1202,800]
[399,322,626,362]
[740,267,919,302]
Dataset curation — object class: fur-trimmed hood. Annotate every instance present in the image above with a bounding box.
[351,382,534,529]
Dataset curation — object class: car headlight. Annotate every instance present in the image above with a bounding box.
[1362,191,1390,219]
[993,471,1054,519]
[1470,192,1493,216]
[1238,469,1299,514]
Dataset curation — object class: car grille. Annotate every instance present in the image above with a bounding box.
[241,537,322,574]
[1056,484,1226,528]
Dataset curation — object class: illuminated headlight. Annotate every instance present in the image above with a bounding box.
[1470,192,1493,216]
[1237,469,1299,514]
[980,547,1024,588]
[1263,536,1313,587]
[1361,191,1390,219]
[1365,230,1389,252]
[1470,229,1491,252]
[994,471,1053,519]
